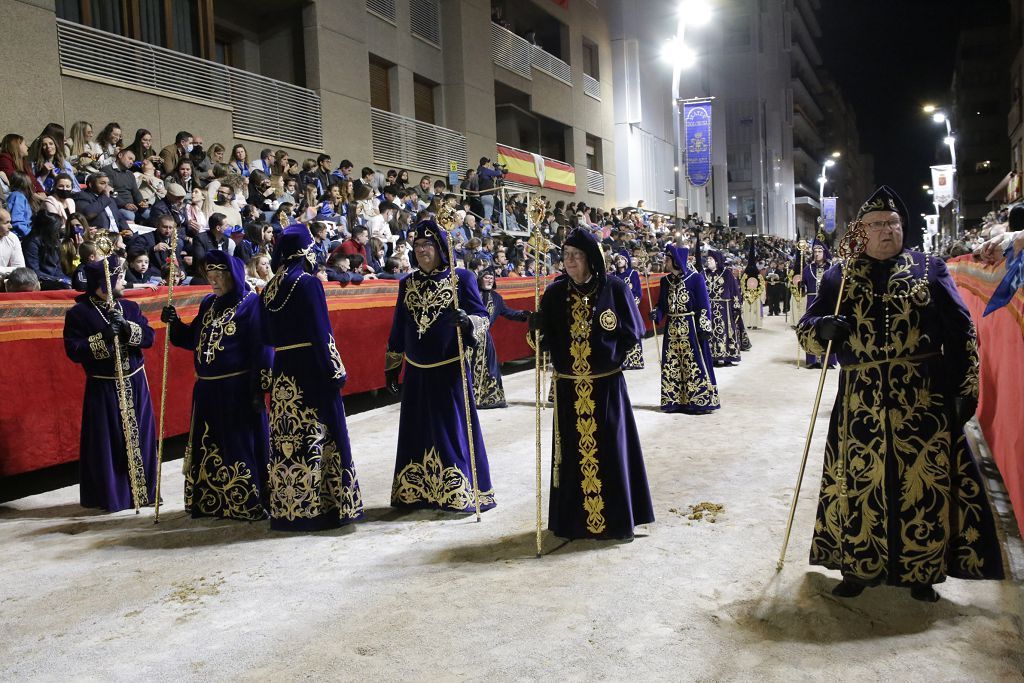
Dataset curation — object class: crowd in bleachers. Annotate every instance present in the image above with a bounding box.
[0,118,812,295]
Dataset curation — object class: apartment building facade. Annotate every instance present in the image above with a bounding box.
[1,0,616,210]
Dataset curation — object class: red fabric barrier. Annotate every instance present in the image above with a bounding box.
[948,255,1024,533]
[0,276,660,478]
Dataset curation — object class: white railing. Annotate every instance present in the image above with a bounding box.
[410,0,441,47]
[371,108,467,176]
[366,0,396,23]
[490,23,532,78]
[583,73,601,100]
[491,23,572,85]
[585,168,605,195]
[56,19,323,151]
[531,45,572,85]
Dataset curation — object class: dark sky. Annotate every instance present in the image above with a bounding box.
[818,0,1009,225]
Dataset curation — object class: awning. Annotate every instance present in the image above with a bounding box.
[985,172,1012,202]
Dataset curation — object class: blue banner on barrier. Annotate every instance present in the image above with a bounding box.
[684,101,713,187]
[823,196,837,233]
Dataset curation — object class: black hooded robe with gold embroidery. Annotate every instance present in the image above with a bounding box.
[797,250,1004,586]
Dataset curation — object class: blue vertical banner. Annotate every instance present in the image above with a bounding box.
[822,196,837,233]
[683,100,713,187]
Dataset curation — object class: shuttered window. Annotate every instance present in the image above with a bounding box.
[414,77,436,125]
[369,56,392,112]
[410,0,441,47]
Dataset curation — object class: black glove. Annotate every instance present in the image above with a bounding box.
[101,325,117,342]
[649,310,658,322]
[816,315,852,344]
[385,367,400,395]
[955,396,978,428]
[527,311,541,335]
[161,305,179,324]
[452,308,473,336]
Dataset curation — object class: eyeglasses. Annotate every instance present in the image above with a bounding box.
[862,219,902,232]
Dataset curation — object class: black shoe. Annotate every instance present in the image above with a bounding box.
[831,580,865,598]
[910,585,940,602]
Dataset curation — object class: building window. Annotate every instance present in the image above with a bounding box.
[410,0,441,47]
[414,76,437,125]
[585,134,602,171]
[369,55,392,112]
[214,36,234,67]
[723,11,751,50]
[582,38,599,79]
[55,0,213,59]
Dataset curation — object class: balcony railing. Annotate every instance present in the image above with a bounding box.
[56,19,323,151]
[585,168,605,195]
[370,108,467,176]
[583,73,601,101]
[491,23,572,85]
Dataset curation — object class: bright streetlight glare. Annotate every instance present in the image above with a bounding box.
[824,159,836,168]
[932,112,947,124]
[944,135,956,146]
[926,189,934,195]
[922,104,937,114]
[681,0,713,26]
[922,184,930,190]
[830,151,841,158]
[660,38,695,67]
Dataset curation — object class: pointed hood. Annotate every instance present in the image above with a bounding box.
[271,223,314,272]
[857,185,912,249]
[410,217,451,270]
[84,255,124,295]
[665,244,690,276]
[205,249,250,302]
[563,227,606,279]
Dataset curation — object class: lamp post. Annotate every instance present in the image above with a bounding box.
[663,0,711,258]
[923,104,958,236]
[817,151,840,237]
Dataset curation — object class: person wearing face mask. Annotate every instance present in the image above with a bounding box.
[44,173,77,222]
[210,183,243,229]
[796,185,1005,603]
[104,148,147,223]
[159,130,193,176]
[63,254,158,512]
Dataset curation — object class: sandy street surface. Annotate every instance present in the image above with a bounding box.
[1,315,1021,681]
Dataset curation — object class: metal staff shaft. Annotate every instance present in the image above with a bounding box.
[533,225,544,558]
[154,229,179,523]
[776,273,849,571]
[643,269,661,363]
[102,254,147,513]
[446,240,482,521]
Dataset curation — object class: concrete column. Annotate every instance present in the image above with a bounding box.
[303,0,373,162]
[0,1,64,137]
[392,65,416,120]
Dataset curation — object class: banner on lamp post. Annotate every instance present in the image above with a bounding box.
[925,215,938,234]
[931,164,955,207]
[822,196,837,233]
[683,100,713,187]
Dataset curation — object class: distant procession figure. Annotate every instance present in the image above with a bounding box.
[740,238,765,330]
[796,185,1004,602]
[471,266,530,409]
[651,245,720,414]
[802,240,837,369]
[164,250,273,521]
[703,250,741,366]
[63,255,157,512]
[536,228,654,541]
[385,219,496,513]
[260,225,363,531]
[610,251,645,370]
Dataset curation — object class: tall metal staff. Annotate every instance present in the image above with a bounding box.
[96,236,148,513]
[792,240,808,367]
[776,222,867,571]
[526,197,547,557]
[154,224,179,523]
[437,205,482,521]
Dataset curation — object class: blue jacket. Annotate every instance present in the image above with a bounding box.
[6,191,32,238]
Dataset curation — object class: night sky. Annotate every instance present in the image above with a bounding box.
[818,0,1009,227]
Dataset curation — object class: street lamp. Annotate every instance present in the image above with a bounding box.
[664,0,711,257]
[923,105,958,236]
[817,152,840,234]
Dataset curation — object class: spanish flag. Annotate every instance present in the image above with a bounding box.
[496,144,576,193]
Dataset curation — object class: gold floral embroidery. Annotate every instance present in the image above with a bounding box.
[185,422,267,520]
[126,321,143,346]
[385,350,405,371]
[569,290,606,534]
[268,373,363,521]
[328,335,346,379]
[198,293,250,366]
[88,331,110,360]
[117,366,148,507]
[404,272,455,338]
[470,340,504,408]
[392,447,495,510]
[661,277,719,410]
